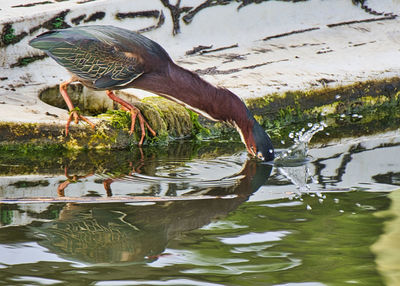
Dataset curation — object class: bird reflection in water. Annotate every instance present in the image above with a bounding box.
[57,167,94,197]
[56,148,146,197]
[34,157,272,265]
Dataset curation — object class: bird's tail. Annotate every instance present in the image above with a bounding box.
[29,30,66,51]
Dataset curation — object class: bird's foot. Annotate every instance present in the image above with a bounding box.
[105,90,156,145]
[65,107,95,136]
[121,106,156,146]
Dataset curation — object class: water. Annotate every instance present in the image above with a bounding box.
[1,127,400,285]
[275,121,327,166]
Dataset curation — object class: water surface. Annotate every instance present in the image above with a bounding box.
[1,131,400,286]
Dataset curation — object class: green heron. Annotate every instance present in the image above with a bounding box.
[29,25,274,161]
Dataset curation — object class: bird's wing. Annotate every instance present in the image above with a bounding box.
[30,28,145,89]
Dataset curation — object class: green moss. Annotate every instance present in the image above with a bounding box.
[95,102,171,146]
[0,143,65,154]
[1,24,28,46]
[246,77,400,116]
[2,27,16,44]
[187,109,211,139]
[52,17,65,29]
[103,110,131,130]
[141,97,192,138]
[0,140,245,176]
[1,210,13,226]
[243,77,400,144]
[10,54,47,68]
[2,78,400,151]
[0,143,68,176]
[135,101,169,141]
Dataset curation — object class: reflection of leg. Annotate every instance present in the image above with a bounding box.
[59,78,95,135]
[106,90,156,145]
[57,167,94,197]
[57,181,69,197]
[103,179,113,197]
[57,167,71,197]
[101,148,145,196]
[129,147,145,175]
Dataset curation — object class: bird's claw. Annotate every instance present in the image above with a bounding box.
[105,90,156,145]
[65,109,95,136]
[127,107,156,146]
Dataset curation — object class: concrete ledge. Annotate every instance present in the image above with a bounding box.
[0,95,195,149]
[1,76,399,150]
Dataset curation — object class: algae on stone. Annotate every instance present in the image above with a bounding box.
[2,78,400,150]
[245,77,400,143]
[142,96,193,138]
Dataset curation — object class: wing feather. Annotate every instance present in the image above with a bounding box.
[30,27,145,89]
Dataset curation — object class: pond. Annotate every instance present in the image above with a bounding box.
[0,128,400,286]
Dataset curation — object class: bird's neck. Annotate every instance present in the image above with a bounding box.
[135,62,255,134]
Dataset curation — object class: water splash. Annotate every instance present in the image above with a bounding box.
[274,121,327,166]
[277,164,311,193]
[273,122,327,197]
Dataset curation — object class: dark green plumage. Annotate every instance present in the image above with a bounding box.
[29,25,169,89]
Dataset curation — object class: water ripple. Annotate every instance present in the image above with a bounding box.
[219,231,291,245]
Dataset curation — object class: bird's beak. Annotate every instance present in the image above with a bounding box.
[256,151,265,161]
[247,145,257,157]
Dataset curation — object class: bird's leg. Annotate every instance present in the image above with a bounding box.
[105,90,156,146]
[59,78,95,136]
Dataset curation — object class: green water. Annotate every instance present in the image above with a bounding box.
[1,132,400,285]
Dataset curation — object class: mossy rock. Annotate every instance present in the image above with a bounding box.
[142,97,193,138]
[2,77,400,150]
[244,77,400,145]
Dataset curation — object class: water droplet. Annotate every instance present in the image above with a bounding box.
[306,204,312,210]
[334,198,339,203]
[280,140,285,144]
[340,114,346,118]
[335,94,341,99]
[339,210,344,213]
[275,122,327,164]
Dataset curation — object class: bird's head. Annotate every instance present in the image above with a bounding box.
[235,114,274,162]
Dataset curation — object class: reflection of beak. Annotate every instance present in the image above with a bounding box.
[257,151,265,161]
